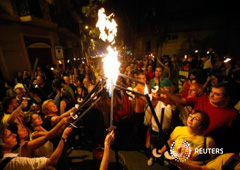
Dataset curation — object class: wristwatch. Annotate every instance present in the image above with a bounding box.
[61,137,67,143]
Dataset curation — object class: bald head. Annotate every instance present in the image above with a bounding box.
[187,83,203,98]
[63,76,70,85]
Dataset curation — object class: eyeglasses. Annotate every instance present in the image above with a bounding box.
[188,114,201,122]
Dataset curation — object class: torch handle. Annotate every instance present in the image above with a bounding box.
[115,85,145,97]
[145,94,170,153]
[71,96,102,128]
[83,80,101,101]
[118,73,145,85]
[73,87,104,116]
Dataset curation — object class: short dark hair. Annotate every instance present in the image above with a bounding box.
[212,82,233,97]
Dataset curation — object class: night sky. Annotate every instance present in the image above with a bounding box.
[100,0,240,54]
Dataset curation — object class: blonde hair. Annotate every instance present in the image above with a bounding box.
[41,99,54,114]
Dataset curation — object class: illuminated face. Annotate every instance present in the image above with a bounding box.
[138,74,146,84]
[187,112,202,129]
[209,87,226,106]
[15,88,24,100]
[8,98,19,110]
[47,101,58,114]
[83,78,90,87]
[3,129,17,149]
[155,67,163,77]
[17,126,28,140]
[31,114,43,127]
[188,84,200,98]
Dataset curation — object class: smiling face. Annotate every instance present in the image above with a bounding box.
[187,112,202,130]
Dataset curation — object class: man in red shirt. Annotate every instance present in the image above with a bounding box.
[159,83,240,153]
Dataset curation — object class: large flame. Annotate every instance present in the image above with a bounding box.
[96,8,120,94]
[103,46,120,92]
[96,8,117,44]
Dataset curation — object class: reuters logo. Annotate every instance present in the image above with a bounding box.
[170,139,191,162]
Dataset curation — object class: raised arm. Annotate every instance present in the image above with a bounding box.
[21,117,70,157]
[50,107,76,127]
[47,126,73,166]
[156,58,164,67]
[100,131,115,170]
[6,100,28,124]
[203,76,211,92]
[58,107,76,122]
[159,88,187,105]
[60,100,67,115]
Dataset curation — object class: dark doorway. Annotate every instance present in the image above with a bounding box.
[27,48,53,69]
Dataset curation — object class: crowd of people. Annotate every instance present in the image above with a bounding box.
[0,48,240,170]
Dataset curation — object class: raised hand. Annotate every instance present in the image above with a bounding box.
[104,130,115,147]
[20,99,28,109]
[62,126,73,139]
